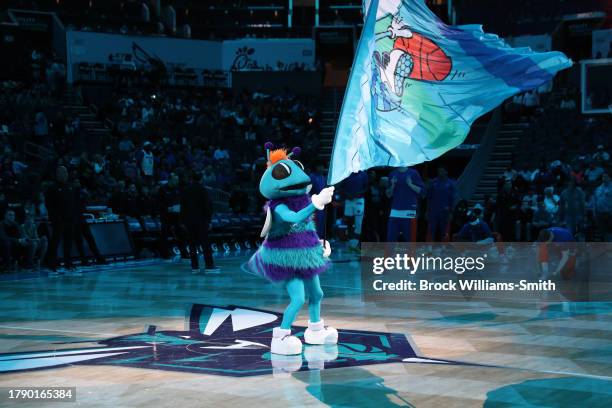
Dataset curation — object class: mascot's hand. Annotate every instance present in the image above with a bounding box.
[388,15,413,39]
[312,186,335,210]
[320,239,331,258]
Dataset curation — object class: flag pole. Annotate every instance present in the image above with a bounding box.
[326,0,379,187]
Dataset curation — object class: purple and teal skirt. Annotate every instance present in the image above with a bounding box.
[247,230,329,282]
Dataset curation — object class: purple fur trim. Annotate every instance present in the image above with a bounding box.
[264,230,320,249]
[266,195,311,212]
[261,262,329,282]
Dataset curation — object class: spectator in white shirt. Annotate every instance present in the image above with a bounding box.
[543,187,559,217]
[137,141,155,177]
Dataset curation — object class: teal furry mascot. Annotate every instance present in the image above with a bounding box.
[247,143,337,356]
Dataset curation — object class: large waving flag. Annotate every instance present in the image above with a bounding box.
[327,0,572,185]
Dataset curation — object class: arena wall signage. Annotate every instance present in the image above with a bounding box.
[65,30,221,82]
[221,38,315,71]
[65,31,315,82]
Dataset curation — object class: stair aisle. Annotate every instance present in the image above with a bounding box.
[469,122,530,205]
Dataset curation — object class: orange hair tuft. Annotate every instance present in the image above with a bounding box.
[268,149,288,167]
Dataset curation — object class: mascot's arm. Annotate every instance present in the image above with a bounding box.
[273,187,335,223]
[274,203,316,224]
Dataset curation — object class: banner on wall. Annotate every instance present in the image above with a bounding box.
[592,29,612,59]
[66,30,221,81]
[221,39,315,71]
[66,31,315,82]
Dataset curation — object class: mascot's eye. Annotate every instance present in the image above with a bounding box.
[294,160,304,170]
[272,162,291,180]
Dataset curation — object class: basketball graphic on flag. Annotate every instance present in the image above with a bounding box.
[371,30,452,112]
[393,33,452,81]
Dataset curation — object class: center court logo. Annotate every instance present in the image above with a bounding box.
[0,305,467,377]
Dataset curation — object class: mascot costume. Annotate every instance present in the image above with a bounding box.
[246,142,337,356]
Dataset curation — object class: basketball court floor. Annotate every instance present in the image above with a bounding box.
[0,250,611,407]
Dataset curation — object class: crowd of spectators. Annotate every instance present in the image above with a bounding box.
[0,62,322,271]
[95,83,320,193]
[490,150,611,243]
[494,86,612,242]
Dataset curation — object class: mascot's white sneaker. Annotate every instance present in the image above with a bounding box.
[304,320,338,345]
[304,344,339,370]
[271,327,303,355]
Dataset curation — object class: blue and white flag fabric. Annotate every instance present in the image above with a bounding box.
[327,0,572,185]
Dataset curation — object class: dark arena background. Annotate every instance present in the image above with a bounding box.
[0,1,612,407]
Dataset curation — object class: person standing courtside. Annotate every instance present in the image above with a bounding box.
[386,166,424,242]
[427,167,456,242]
[180,172,218,273]
[158,173,187,258]
[340,170,369,250]
[46,166,83,273]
